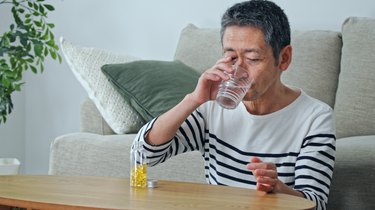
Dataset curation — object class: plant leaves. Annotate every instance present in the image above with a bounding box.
[1,0,61,124]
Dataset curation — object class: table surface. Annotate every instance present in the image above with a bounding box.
[0,175,315,210]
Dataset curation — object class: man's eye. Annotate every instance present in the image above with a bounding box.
[247,58,261,63]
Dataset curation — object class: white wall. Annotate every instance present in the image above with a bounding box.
[0,3,25,172]
[1,0,374,174]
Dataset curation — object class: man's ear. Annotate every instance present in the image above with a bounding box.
[278,45,292,71]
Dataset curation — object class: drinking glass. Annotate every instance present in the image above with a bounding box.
[216,65,253,109]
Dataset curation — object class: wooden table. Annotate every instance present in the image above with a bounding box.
[0,175,315,210]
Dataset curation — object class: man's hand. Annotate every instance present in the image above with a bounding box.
[189,56,234,105]
[246,157,279,193]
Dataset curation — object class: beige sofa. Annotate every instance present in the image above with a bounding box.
[49,17,375,210]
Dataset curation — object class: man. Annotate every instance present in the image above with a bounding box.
[133,1,335,209]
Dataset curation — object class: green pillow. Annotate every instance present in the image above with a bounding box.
[101,60,200,122]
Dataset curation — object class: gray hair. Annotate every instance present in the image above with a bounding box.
[221,0,290,64]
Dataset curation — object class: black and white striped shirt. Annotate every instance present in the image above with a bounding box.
[134,90,336,210]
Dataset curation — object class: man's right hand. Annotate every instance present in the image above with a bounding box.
[189,56,235,106]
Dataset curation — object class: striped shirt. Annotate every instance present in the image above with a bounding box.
[134,90,336,210]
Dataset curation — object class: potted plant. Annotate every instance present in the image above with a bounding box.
[0,0,61,124]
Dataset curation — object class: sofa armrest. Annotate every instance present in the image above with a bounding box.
[328,135,375,210]
[49,133,206,183]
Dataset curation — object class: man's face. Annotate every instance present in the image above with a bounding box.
[222,25,281,101]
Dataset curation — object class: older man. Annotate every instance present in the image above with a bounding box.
[133,1,335,209]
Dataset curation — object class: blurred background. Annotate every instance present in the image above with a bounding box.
[0,0,374,174]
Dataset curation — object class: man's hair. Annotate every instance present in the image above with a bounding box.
[221,0,290,63]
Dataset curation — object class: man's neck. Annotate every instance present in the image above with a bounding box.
[243,85,301,115]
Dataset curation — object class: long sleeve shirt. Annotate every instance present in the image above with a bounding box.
[133,90,336,210]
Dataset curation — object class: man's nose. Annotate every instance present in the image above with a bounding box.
[233,57,245,67]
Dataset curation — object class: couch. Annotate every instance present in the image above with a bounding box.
[49,17,375,210]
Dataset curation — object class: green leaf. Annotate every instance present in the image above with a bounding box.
[42,22,46,31]
[30,65,37,74]
[43,4,55,11]
[20,34,28,46]
[44,47,48,56]
[49,49,56,59]
[12,0,19,7]
[57,54,62,63]
[14,83,23,91]
[26,58,34,63]
[34,43,43,57]
[40,62,44,72]
[39,4,45,14]
[7,33,16,43]
[33,3,39,11]
[34,20,42,27]
[10,57,16,68]
[47,23,55,28]
[49,30,54,40]
[12,7,22,26]
[2,78,10,87]
[25,18,32,25]
[41,31,49,40]
[33,11,40,17]
[26,43,32,52]
[46,39,54,47]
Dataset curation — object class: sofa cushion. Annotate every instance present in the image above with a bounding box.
[174,24,222,73]
[101,60,200,122]
[282,30,342,108]
[327,135,375,210]
[60,38,145,134]
[49,132,206,183]
[334,17,375,138]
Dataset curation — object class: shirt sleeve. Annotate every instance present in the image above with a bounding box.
[294,107,336,210]
[132,109,206,167]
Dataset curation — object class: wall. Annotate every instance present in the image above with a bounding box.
[1,0,374,174]
[0,3,25,172]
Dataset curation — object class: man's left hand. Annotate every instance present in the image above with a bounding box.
[246,157,279,193]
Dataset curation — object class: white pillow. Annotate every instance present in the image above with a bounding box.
[60,37,145,134]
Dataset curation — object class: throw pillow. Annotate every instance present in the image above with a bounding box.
[101,60,200,122]
[334,17,375,138]
[60,38,145,134]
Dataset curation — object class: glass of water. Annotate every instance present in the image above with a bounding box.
[216,65,253,109]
